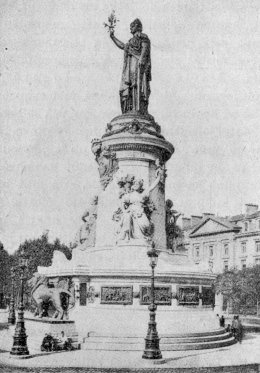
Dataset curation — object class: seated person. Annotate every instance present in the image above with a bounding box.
[41,333,54,352]
[58,331,72,351]
[225,323,231,333]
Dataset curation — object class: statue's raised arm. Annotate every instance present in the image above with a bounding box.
[110,29,125,50]
[108,18,151,115]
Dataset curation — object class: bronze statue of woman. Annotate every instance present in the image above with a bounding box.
[109,18,151,115]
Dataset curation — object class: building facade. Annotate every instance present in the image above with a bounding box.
[182,204,260,273]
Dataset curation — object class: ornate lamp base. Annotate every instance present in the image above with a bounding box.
[142,334,162,359]
[10,332,29,356]
[142,317,162,360]
[10,311,29,356]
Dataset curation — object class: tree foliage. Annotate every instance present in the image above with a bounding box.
[12,233,71,280]
[215,266,260,315]
[0,234,71,309]
[0,242,12,307]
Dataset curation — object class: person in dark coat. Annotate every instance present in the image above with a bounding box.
[220,315,225,327]
[236,316,243,343]
[41,333,54,352]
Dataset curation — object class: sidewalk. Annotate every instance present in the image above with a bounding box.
[1,332,260,370]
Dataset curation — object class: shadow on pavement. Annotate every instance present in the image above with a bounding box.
[154,347,231,365]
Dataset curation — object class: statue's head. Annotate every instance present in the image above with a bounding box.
[130,18,143,34]
[132,179,144,193]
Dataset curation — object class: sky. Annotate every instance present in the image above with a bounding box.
[1,0,260,253]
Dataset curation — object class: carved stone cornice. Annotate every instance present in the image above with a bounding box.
[110,113,157,126]
[103,118,164,140]
[106,141,174,162]
[190,230,236,238]
[234,231,260,239]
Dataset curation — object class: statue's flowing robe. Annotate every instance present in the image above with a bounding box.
[120,33,151,113]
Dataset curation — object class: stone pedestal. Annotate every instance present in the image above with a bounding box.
[94,113,174,252]
[37,112,218,347]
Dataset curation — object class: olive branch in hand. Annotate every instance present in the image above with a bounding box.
[103,10,119,32]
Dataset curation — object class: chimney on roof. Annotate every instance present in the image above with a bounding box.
[245,204,258,215]
[182,217,191,229]
[202,213,215,219]
[191,215,203,226]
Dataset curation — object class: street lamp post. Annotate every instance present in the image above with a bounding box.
[8,267,16,325]
[10,248,29,356]
[142,242,162,360]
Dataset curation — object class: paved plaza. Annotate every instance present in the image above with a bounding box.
[0,312,260,371]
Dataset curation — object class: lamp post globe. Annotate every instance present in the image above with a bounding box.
[10,248,30,356]
[8,267,16,325]
[142,242,162,360]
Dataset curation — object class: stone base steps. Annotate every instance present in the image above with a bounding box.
[82,329,236,351]
[242,324,260,333]
[241,317,260,325]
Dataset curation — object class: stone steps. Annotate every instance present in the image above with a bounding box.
[83,331,230,344]
[241,318,260,326]
[242,324,260,332]
[82,329,236,351]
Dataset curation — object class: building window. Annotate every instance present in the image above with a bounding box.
[223,261,229,271]
[195,247,200,258]
[209,246,214,257]
[255,258,260,266]
[224,243,229,256]
[256,241,260,253]
[241,242,247,254]
[241,259,246,269]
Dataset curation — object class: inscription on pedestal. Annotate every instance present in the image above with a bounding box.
[178,286,199,305]
[101,286,133,305]
[140,286,171,305]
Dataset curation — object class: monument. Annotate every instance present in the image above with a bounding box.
[36,15,235,351]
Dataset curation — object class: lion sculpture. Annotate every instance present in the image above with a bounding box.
[28,273,74,320]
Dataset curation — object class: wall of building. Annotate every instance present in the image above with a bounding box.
[182,205,260,273]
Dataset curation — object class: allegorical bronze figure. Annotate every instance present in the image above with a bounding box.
[108,17,151,115]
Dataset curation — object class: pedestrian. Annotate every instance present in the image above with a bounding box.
[220,315,225,327]
[236,316,243,343]
[231,315,236,336]
[231,315,242,342]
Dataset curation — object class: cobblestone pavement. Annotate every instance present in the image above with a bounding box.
[0,363,259,373]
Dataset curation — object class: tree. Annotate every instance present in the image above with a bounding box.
[0,242,11,308]
[215,268,241,314]
[243,266,260,316]
[11,233,71,310]
[215,266,260,315]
